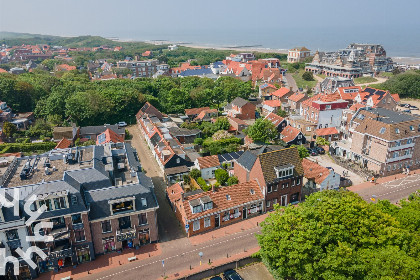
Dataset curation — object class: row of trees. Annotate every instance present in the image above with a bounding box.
[374,70,420,99]
[0,71,254,127]
[258,190,420,279]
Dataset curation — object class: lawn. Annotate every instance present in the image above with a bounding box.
[292,70,318,89]
[354,76,378,84]
[378,72,394,78]
[316,74,326,79]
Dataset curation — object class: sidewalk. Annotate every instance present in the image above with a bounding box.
[188,213,268,246]
[347,168,420,192]
[38,243,161,280]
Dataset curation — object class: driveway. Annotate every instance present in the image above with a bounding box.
[285,73,298,91]
[307,154,365,185]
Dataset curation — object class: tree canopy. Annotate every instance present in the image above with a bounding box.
[373,70,420,99]
[245,118,278,143]
[257,190,420,280]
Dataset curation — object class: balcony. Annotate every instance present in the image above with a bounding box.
[116,226,136,242]
[388,142,415,152]
[50,227,70,241]
[386,153,412,163]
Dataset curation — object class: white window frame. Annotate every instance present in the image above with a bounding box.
[193,220,200,231]
[204,217,211,228]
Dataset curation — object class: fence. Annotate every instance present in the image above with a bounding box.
[177,256,260,280]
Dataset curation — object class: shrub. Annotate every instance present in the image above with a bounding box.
[189,168,201,180]
[15,138,30,144]
[197,177,211,191]
[302,71,314,81]
[227,176,239,186]
[183,175,191,184]
[215,168,229,186]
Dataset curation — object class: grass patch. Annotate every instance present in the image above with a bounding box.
[316,74,326,79]
[292,70,318,89]
[354,76,378,84]
[378,72,394,78]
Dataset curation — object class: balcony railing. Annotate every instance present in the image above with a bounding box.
[49,246,73,260]
[388,142,415,152]
[116,226,136,242]
[386,153,412,163]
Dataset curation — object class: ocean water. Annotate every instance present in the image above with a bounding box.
[117,26,420,58]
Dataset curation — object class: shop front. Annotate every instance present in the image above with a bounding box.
[102,236,116,254]
[75,245,91,264]
[138,228,150,245]
[116,229,136,250]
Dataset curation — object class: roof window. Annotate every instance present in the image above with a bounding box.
[395,128,400,134]
[379,127,386,134]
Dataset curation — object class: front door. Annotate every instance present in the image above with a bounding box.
[280,195,288,206]
[215,214,220,228]
[242,207,247,219]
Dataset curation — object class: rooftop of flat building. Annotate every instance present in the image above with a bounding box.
[361,107,419,124]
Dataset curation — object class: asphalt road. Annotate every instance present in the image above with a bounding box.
[352,173,420,203]
[83,227,260,280]
[284,73,298,91]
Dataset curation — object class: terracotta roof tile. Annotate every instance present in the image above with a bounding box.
[55,138,72,149]
[181,180,264,221]
[271,87,290,98]
[302,158,330,184]
[263,99,282,108]
[265,113,284,127]
[315,127,339,136]
[280,125,301,143]
[288,92,307,102]
[197,155,220,169]
[185,107,210,116]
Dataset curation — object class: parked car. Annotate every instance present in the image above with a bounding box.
[210,276,223,280]
[223,269,243,280]
[314,146,325,154]
[307,148,318,156]
[403,109,411,113]
[399,103,408,107]
[410,105,419,110]
[117,121,127,127]
[404,104,411,108]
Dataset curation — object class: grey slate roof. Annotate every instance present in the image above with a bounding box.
[235,151,258,171]
[231,97,249,108]
[85,180,158,220]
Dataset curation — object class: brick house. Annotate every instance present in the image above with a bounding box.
[354,87,399,110]
[281,125,307,146]
[264,113,287,134]
[225,97,256,120]
[167,181,264,237]
[289,116,318,141]
[185,107,211,120]
[287,92,309,113]
[333,107,420,176]
[194,155,220,179]
[262,99,282,115]
[271,87,293,104]
[234,147,304,211]
[315,127,340,142]
[259,83,277,99]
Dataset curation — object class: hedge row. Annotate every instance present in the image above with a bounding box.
[0,142,57,154]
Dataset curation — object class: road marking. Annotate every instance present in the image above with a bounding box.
[95,230,260,280]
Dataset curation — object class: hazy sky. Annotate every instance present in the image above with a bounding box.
[1,0,419,37]
[1,0,420,56]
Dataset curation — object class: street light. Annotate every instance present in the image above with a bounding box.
[199,251,203,266]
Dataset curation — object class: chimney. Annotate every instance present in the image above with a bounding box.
[212,185,216,192]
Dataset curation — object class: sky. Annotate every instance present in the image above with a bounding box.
[1,0,420,55]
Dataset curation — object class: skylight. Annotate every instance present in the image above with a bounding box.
[395,128,400,134]
[379,127,386,134]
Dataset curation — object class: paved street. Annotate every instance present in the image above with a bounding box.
[349,172,420,203]
[284,73,298,91]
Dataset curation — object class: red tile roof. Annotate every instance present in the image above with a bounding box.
[280,125,301,143]
[337,86,362,100]
[288,92,307,102]
[196,155,220,169]
[185,107,210,116]
[349,103,365,111]
[55,138,72,149]
[264,113,284,127]
[96,128,124,145]
[259,83,277,90]
[142,50,152,57]
[271,87,290,98]
[228,117,247,126]
[391,94,400,103]
[315,127,339,136]
[181,180,264,221]
[263,99,282,108]
[0,68,7,73]
[194,109,217,121]
[56,64,76,71]
[302,158,330,184]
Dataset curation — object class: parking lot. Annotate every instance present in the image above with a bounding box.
[204,262,274,280]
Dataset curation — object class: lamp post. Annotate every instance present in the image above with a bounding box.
[199,251,203,266]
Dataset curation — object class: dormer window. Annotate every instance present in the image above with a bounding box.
[141,198,147,207]
[190,199,202,214]
[410,126,414,131]
[200,196,213,210]
[111,199,134,214]
[379,127,386,134]
[226,195,231,201]
[274,164,294,179]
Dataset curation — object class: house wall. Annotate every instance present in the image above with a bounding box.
[319,171,341,190]
[200,167,218,180]
[318,109,345,129]
[265,176,303,211]
[237,103,256,120]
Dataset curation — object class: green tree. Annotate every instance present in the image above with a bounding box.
[290,144,309,158]
[257,190,420,280]
[215,168,229,186]
[189,168,201,180]
[2,122,17,138]
[315,137,330,146]
[227,176,239,186]
[276,109,288,118]
[193,137,203,145]
[302,71,314,81]
[245,118,278,143]
[214,117,229,131]
[183,175,191,185]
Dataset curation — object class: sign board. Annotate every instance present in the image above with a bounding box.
[185,224,189,229]
[162,260,165,267]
